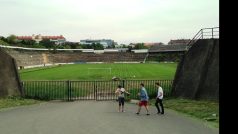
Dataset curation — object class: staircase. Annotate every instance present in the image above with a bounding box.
[143,53,149,63]
[186,27,219,51]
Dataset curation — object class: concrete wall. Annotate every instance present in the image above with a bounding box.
[172,39,219,100]
[0,48,22,97]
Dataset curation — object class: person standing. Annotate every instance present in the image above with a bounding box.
[115,85,130,112]
[136,83,150,115]
[155,82,164,114]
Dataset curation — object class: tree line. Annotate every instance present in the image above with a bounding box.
[0,35,149,50]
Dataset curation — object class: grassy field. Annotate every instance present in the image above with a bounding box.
[19,63,176,100]
[19,63,177,80]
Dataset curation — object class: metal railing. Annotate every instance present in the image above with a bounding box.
[186,27,219,50]
[22,80,173,101]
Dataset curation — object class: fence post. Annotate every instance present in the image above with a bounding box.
[212,28,214,38]
[94,81,97,100]
[122,80,125,88]
[21,81,25,97]
[67,80,71,101]
[201,30,203,39]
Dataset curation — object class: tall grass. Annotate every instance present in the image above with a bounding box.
[151,98,219,128]
[0,96,42,109]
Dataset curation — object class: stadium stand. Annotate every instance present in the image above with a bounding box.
[149,44,187,52]
[0,41,190,67]
[147,44,187,62]
[3,48,147,67]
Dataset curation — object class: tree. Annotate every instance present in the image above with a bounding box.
[0,36,8,42]
[81,44,92,49]
[0,39,9,46]
[134,43,148,49]
[122,44,128,48]
[21,40,36,46]
[107,42,116,48]
[63,45,71,49]
[76,45,83,49]
[39,39,55,48]
[7,34,18,44]
[128,46,132,52]
[92,43,104,50]
[66,42,80,49]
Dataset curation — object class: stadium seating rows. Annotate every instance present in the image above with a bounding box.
[5,49,147,67]
[149,44,187,52]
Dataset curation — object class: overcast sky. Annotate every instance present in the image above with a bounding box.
[0,0,219,44]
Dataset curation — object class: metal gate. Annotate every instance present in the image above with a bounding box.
[22,80,173,101]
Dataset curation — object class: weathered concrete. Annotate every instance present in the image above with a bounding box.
[172,39,219,100]
[0,101,218,134]
[0,48,22,97]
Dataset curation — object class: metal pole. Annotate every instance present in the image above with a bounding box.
[122,80,125,88]
[212,28,214,39]
[201,30,203,39]
[67,80,71,101]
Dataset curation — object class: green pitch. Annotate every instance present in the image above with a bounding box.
[19,63,177,80]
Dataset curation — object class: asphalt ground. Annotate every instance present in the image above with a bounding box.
[0,101,218,134]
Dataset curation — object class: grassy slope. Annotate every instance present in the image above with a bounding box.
[20,63,177,80]
[151,98,219,128]
[0,97,42,110]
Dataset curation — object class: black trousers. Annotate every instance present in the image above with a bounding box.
[155,98,164,113]
[118,97,125,106]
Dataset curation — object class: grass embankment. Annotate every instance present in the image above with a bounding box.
[0,97,42,110]
[151,98,219,128]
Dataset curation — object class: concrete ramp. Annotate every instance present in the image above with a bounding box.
[0,48,22,97]
[0,101,218,134]
[172,39,219,100]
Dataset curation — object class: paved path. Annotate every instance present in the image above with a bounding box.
[0,101,218,134]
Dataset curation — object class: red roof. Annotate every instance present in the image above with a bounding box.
[16,36,32,40]
[42,36,65,40]
[16,35,65,40]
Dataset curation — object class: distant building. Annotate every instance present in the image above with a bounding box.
[128,42,163,48]
[144,42,164,48]
[168,39,191,45]
[80,39,115,48]
[16,34,66,45]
